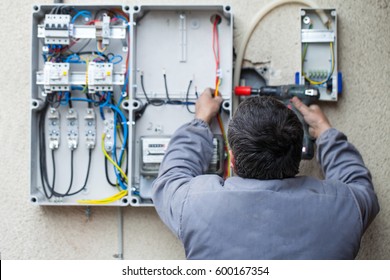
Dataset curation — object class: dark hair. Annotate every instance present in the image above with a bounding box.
[228,96,303,179]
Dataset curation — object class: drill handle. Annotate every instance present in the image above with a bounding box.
[290,105,315,160]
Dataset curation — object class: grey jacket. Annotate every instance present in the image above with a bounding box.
[152,119,380,259]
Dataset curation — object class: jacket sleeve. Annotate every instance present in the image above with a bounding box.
[152,119,214,239]
[316,128,380,231]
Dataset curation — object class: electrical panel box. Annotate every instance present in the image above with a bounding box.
[129,5,233,206]
[31,4,130,206]
[30,4,233,206]
[299,9,338,101]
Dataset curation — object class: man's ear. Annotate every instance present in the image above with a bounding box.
[229,150,235,170]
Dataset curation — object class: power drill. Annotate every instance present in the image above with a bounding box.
[234,85,320,160]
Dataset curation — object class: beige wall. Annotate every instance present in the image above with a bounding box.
[0,0,388,259]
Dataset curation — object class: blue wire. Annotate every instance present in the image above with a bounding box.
[111,112,127,190]
[60,92,70,105]
[108,55,123,64]
[71,10,92,24]
[65,54,84,64]
[71,85,84,91]
[98,91,128,190]
[108,104,128,165]
[70,97,95,103]
[114,15,128,24]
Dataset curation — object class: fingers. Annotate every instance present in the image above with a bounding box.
[291,96,310,117]
[195,88,224,124]
[201,88,223,103]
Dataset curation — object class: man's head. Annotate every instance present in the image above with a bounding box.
[228,96,303,179]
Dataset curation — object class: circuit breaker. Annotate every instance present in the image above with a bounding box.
[30,4,233,206]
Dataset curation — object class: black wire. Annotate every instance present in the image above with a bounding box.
[140,74,150,103]
[185,80,195,114]
[66,149,92,196]
[71,39,92,54]
[163,73,171,102]
[38,102,91,198]
[46,93,60,108]
[68,92,73,108]
[140,74,165,106]
[63,150,74,196]
[105,157,118,187]
[164,73,183,105]
[39,103,55,199]
[86,93,93,108]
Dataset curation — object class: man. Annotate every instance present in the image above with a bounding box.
[152,88,379,259]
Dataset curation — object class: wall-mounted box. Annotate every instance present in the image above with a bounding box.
[129,5,233,206]
[299,8,339,101]
[30,4,131,206]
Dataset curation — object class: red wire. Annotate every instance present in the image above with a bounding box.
[212,17,220,71]
[212,16,221,96]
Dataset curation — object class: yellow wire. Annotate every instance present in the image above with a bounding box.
[303,42,334,85]
[77,133,129,205]
[101,133,128,183]
[80,57,89,87]
[77,190,128,204]
[97,40,107,52]
[214,78,231,178]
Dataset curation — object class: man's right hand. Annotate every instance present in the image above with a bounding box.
[195,88,223,124]
[291,96,331,139]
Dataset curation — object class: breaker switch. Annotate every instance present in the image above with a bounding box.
[43,14,71,45]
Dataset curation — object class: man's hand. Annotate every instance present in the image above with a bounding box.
[291,96,331,139]
[195,88,223,124]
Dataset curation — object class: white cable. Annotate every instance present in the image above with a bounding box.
[233,0,328,87]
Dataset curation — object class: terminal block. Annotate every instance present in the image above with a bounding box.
[47,108,60,150]
[43,14,71,45]
[84,109,96,149]
[103,108,115,152]
[66,109,79,150]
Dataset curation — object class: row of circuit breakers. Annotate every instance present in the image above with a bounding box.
[30,4,337,206]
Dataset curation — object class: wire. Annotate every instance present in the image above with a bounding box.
[140,73,165,106]
[302,42,334,85]
[108,54,123,64]
[163,73,171,102]
[111,111,127,191]
[105,157,118,187]
[77,190,128,205]
[66,149,92,196]
[212,16,231,178]
[63,149,74,196]
[233,0,325,88]
[185,80,195,114]
[101,133,128,183]
[97,40,107,52]
[71,10,92,24]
